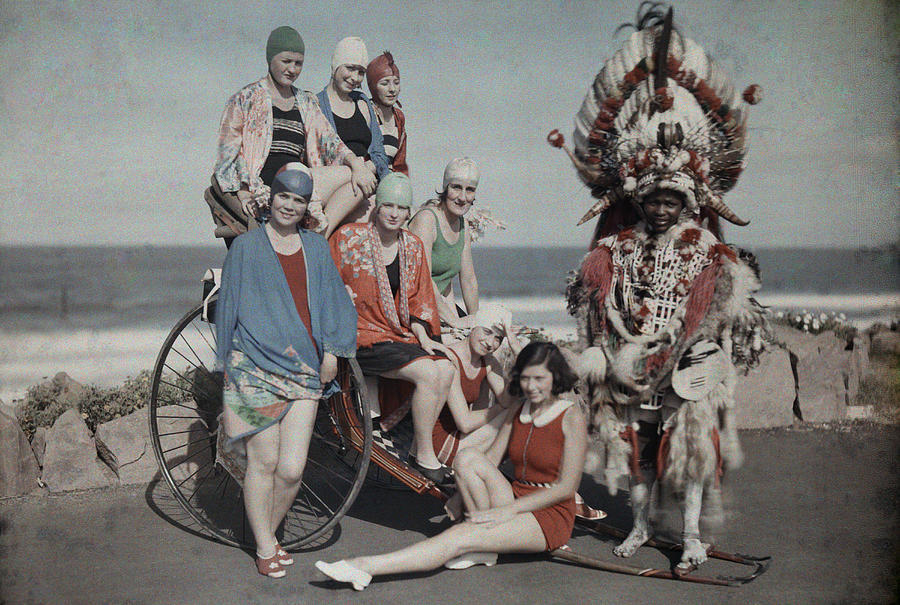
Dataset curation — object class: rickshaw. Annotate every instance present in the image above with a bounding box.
[147,187,450,550]
[146,186,769,584]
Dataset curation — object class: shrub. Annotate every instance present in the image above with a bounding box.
[16,369,188,439]
[771,310,858,342]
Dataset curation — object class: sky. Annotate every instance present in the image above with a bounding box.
[0,0,897,248]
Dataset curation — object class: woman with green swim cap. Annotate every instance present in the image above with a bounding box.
[330,173,457,485]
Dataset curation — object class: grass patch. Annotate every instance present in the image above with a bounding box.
[856,351,900,424]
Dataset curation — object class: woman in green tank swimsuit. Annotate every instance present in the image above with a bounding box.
[408,158,480,329]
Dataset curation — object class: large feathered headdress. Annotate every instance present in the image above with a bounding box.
[548,4,761,231]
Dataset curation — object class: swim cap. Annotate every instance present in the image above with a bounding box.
[472,303,511,332]
[375,172,413,208]
[271,163,314,200]
[266,26,305,65]
[366,52,400,95]
[331,36,368,73]
[442,157,480,190]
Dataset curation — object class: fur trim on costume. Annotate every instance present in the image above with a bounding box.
[661,384,725,494]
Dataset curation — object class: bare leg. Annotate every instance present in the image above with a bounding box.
[679,480,708,568]
[322,182,368,238]
[456,406,514,453]
[452,447,514,513]
[613,474,653,558]
[242,425,280,557]
[269,399,319,535]
[383,358,454,468]
[347,513,546,578]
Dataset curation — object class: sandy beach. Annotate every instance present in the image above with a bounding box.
[2,291,898,406]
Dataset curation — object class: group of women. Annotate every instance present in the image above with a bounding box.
[212,26,592,587]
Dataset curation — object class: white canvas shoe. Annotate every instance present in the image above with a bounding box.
[315,560,372,591]
[444,552,498,570]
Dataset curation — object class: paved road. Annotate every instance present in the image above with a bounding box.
[2,426,897,604]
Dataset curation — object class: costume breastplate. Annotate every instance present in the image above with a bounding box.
[611,231,711,336]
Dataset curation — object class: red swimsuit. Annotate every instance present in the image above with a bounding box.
[506,400,576,551]
[431,349,487,465]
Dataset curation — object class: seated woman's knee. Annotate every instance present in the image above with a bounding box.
[452,446,486,475]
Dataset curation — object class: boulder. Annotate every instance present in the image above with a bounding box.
[871,330,900,356]
[733,348,795,429]
[31,426,47,466]
[95,408,158,485]
[52,372,86,409]
[41,408,116,492]
[0,410,40,497]
[773,326,875,423]
[791,330,849,422]
[0,397,15,419]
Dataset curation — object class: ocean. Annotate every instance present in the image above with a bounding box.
[1,245,897,401]
[2,245,898,330]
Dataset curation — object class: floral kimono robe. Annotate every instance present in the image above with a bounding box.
[214,78,352,203]
[330,222,441,427]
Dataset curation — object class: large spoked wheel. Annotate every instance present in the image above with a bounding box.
[148,302,373,549]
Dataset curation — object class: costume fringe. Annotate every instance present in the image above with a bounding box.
[662,383,728,494]
[683,260,720,338]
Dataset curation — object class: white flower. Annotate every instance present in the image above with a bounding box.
[812,319,821,330]
[819,312,828,322]
[775,311,784,319]
[838,313,847,321]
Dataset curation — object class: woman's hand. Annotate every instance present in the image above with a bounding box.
[420,337,451,358]
[466,505,516,528]
[320,353,338,384]
[349,158,377,197]
[236,189,256,219]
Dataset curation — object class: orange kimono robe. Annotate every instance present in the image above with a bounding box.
[330,223,442,428]
[329,222,440,347]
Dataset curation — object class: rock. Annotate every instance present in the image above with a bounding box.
[791,330,849,423]
[733,348,795,429]
[41,408,116,492]
[871,330,900,356]
[850,335,871,380]
[31,426,47,467]
[0,398,15,419]
[772,326,873,423]
[95,408,159,485]
[52,372,85,408]
[0,410,40,497]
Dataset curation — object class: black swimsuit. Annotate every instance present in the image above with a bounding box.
[260,103,306,186]
[332,101,371,158]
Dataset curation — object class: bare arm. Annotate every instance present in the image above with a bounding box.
[409,209,467,328]
[458,229,479,315]
[410,321,450,357]
[444,369,504,434]
[483,357,507,402]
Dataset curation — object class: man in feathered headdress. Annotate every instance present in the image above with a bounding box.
[550,4,767,571]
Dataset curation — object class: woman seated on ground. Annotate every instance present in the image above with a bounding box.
[367,51,408,176]
[215,165,357,579]
[315,342,588,590]
[213,26,376,245]
[432,304,522,467]
[408,158,481,328]
[329,172,456,485]
[317,37,389,227]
